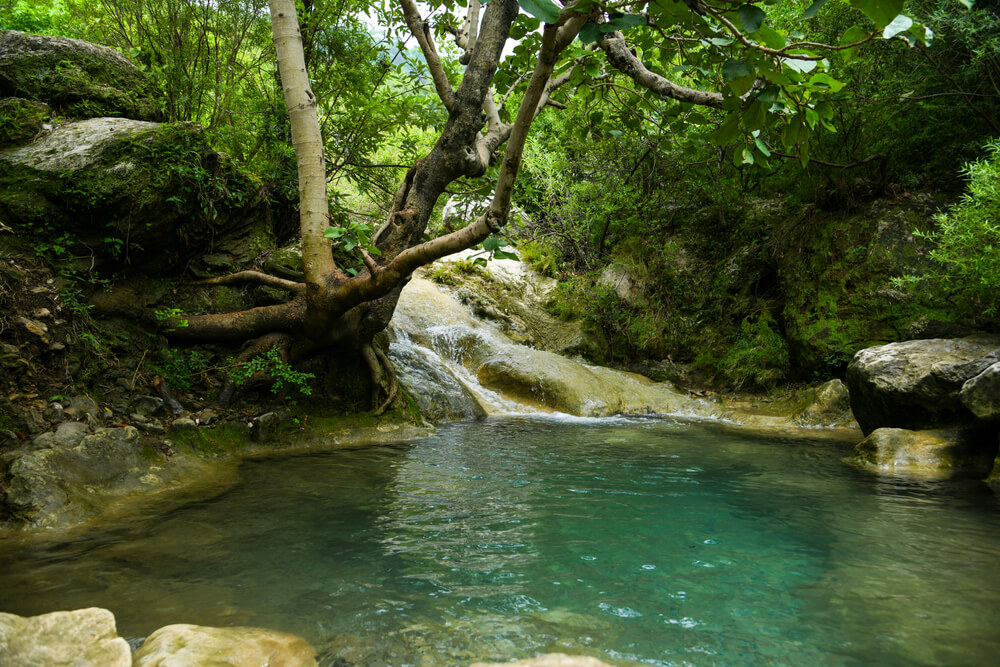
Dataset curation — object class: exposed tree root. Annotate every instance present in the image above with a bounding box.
[192,270,306,294]
[362,342,399,415]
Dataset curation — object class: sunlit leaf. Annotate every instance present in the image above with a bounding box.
[849,0,904,29]
[882,14,913,39]
[802,0,830,19]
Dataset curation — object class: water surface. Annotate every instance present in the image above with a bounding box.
[2,417,999,665]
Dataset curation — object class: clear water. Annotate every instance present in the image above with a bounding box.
[2,417,999,666]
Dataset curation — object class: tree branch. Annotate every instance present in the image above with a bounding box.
[400,0,455,111]
[598,30,724,108]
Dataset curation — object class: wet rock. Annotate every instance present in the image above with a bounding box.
[129,395,165,418]
[960,361,1000,421]
[63,394,100,420]
[0,607,131,667]
[472,655,612,667]
[170,418,198,434]
[4,426,148,526]
[132,624,317,667]
[851,427,997,478]
[845,336,1000,434]
[0,29,163,121]
[793,379,856,427]
[476,349,706,418]
[389,340,486,422]
[251,412,281,443]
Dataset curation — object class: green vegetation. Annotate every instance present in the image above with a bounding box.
[2,0,999,398]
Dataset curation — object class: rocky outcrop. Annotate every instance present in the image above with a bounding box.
[0,98,50,147]
[0,608,131,667]
[846,336,1000,434]
[0,30,163,121]
[133,624,318,667]
[0,117,282,274]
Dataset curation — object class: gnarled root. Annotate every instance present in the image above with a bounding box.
[217,332,294,408]
[361,342,399,416]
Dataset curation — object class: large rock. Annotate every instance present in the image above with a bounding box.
[851,427,997,478]
[845,336,1000,434]
[0,608,131,667]
[476,349,707,418]
[0,118,281,274]
[132,624,317,667]
[960,361,1000,420]
[0,29,163,121]
[3,425,155,527]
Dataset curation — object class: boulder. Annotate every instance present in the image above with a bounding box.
[845,336,1000,434]
[960,361,1000,421]
[132,624,317,667]
[250,412,280,442]
[0,607,131,667]
[0,29,163,121]
[851,427,997,478]
[3,425,150,526]
[0,117,284,275]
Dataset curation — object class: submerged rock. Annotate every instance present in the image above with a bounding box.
[0,607,131,667]
[132,624,317,667]
[851,427,997,478]
[846,336,1000,434]
[0,29,163,121]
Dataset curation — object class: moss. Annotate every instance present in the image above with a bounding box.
[168,423,253,458]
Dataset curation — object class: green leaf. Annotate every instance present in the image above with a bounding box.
[586,62,602,78]
[849,0,904,29]
[839,25,869,63]
[483,237,509,252]
[738,4,766,33]
[710,113,742,145]
[957,0,974,7]
[323,227,345,239]
[808,72,845,92]
[518,0,560,24]
[605,13,646,31]
[757,25,786,50]
[783,57,817,74]
[473,257,488,268]
[579,22,601,44]
[882,14,912,39]
[494,250,519,261]
[754,135,771,157]
[722,58,753,82]
[802,0,830,19]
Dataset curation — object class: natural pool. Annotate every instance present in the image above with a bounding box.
[2,416,999,665]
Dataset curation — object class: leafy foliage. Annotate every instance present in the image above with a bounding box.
[229,345,315,398]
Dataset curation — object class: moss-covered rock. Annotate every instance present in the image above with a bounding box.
[0,29,163,121]
[777,196,953,373]
[0,118,279,274]
[0,97,50,147]
[851,427,997,479]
